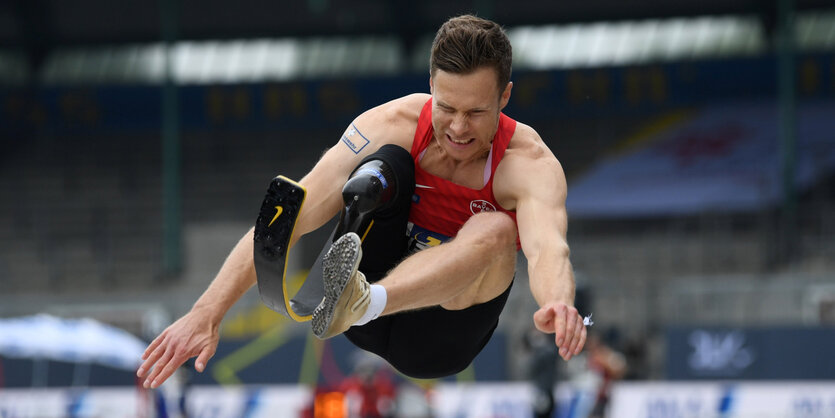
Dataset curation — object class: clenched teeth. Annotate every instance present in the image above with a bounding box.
[449,136,474,145]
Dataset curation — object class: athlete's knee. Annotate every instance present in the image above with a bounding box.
[459,212,517,251]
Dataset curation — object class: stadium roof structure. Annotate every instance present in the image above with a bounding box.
[3,0,835,72]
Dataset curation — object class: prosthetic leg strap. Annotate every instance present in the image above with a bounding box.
[253,175,319,322]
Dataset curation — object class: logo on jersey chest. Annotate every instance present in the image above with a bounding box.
[470,199,496,214]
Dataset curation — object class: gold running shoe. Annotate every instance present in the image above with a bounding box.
[312,232,370,339]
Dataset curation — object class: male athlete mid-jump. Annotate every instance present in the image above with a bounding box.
[138,14,587,387]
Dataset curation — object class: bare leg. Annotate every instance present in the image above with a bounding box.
[379,211,518,315]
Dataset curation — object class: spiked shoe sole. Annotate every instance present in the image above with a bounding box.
[312,232,363,339]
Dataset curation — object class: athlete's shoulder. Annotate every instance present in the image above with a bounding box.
[495,121,565,209]
[380,93,431,123]
[506,121,556,163]
[354,93,430,149]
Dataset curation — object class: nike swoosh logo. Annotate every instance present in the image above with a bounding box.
[268,205,283,227]
[415,184,434,189]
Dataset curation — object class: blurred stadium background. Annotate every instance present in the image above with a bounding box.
[1,0,835,416]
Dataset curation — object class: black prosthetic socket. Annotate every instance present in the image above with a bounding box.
[333,159,397,240]
[332,145,414,240]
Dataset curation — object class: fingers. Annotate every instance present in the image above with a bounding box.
[137,335,168,378]
[136,310,221,389]
[141,334,162,361]
[558,309,579,361]
[534,303,590,361]
[553,305,569,350]
[563,313,588,360]
[147,351,187,389]
[572,322,588,356]
[195,345,216,373]
[138,331,193,389]
[138,340,213,388]
[143,344,179,388]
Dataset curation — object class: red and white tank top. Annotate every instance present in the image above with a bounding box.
[406,98,520,253]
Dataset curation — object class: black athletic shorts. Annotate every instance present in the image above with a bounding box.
[337,144,513,379]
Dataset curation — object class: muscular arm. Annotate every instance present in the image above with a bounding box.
[138,94,424,388]
[495,126,586,361]
[515,157,574,307]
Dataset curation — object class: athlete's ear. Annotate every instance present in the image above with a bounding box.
[499,81,512,110]
[429,77,434,95]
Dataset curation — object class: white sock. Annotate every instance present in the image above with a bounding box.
[354,284,387,326]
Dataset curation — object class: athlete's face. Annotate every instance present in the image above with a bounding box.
[430,67,512,162]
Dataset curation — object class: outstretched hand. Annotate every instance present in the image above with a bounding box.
[533,302,587,361]
[137,309,219,389]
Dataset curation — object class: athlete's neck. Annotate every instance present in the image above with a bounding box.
[421,136,491,189]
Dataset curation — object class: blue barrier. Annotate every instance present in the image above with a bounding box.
[667,326,835,380]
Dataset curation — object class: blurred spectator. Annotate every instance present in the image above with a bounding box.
[339,354,397,418]
[586,332,627,418]
[522,327,559,418]
[302,352,397,418]
[622,335,649,380]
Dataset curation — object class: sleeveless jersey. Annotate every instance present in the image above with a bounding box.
[406,98,520,253]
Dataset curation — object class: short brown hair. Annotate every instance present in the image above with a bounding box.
[430,15,513,92]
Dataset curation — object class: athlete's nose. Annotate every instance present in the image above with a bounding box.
[449,114,468,136]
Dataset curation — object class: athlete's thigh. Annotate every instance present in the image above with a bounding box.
[441,240,516,310]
